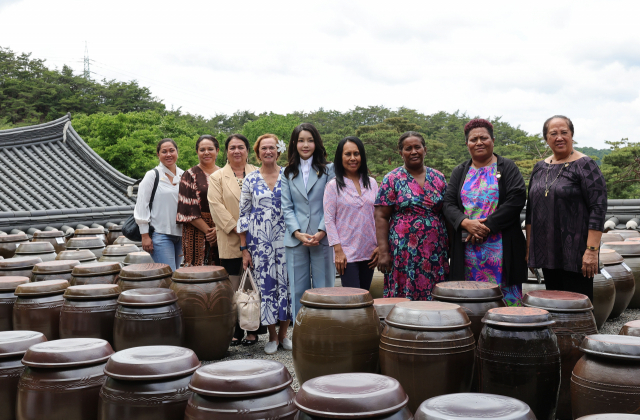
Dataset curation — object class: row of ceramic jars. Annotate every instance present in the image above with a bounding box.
[602,239,640,310]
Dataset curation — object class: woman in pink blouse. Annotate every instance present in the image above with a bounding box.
[324,136,379,290]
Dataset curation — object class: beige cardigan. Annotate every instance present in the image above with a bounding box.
[207,163,257,259]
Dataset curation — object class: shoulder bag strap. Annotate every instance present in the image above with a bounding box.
[149,168,160,211]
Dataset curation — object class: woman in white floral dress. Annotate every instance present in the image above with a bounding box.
[238,134,292,354]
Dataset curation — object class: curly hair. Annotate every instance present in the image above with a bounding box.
[464,119,494,141]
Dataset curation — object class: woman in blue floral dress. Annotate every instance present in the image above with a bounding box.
[238,135,291,354]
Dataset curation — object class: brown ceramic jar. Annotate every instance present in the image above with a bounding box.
[619,320,640,337]
[66,237,106,259]
[122,251,154,266]
[432,281,507,341]
[17,338,114,420]
[106,226,122,245]
[56,249,97,265]
[0,234,29,259]
[293,287,380,386]
[14,242,57,262]
[477,307,561,420]
[369,270,384,299]
[0,256,42,278]
[170,266,236,360]
[380,301,475,413]
[60,285,121,345]
[32,230,67,253]
[603,242,640,309]
[99,345,201,420]
[0,277,29,331]
[601,232,624,243]
[30,260,80,282]
[114,236,142,248]
[415,393,536,420]
[0,331,46,420]
[70,262,121,286]
[13,280,68,340]
[114,288,184,351]
[98,244,139,265]
[593,272,616,329]
[186,360,297,420]
[74,228,108,246]
[373,297,409,332]
[599,248,635,318]
[608,229,640,240]
[577,415,640,420]
[118,263,173,291]
[523,290,597,420]
[572,334,640,418]
[295,373,411,420]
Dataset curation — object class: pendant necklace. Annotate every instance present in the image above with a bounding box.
[544,151,573,197]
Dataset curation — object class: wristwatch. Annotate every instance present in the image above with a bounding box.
[240,245,249,251]
[586,245,599,251]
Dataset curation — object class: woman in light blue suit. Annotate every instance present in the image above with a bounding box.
[281,123,336,319]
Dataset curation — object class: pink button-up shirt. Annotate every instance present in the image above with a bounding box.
[323,177,378,262]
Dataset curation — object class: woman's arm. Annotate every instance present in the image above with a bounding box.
[375,206,394,273]
[579,158,608,278]
[484,159,526,234]
[135,170,157,253]
[237,176,253,235]
[207,173,237,235]
[280,174,301,239]
[323,181,345,273]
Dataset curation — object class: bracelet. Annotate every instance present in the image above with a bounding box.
[240,245,249,251]
[586,246,599,251]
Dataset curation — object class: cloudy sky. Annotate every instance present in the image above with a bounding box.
[1,0,639,147]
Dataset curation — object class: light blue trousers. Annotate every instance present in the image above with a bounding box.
[151,232,183,271]
[286,243,335,320]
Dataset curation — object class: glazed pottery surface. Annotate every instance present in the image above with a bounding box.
[113,236,142,247]
[477,307,560,420]
[601,232,624,243]
[32,230,67,253]
[14,242,57,262]
[170,266,235,360]
[17,338,113,420]
[56,249,97,265]
[620,319,640,337]
[293,287,380,386]
[373,297,409,332]
[74,228,108,246]
[0,277,29,331]
[99,346,200,420]
[118,263,173,291]
[186,359,296,420]
[0,234,29,259]
[13,280,69,340]
[30,260,79,282]
[593,273,616,329]
[99,244,139,265]
[369,270,384,299]
[0,256,42,278]
[114,288,183,351]
[122,251,153,266]
[600,246,640,309]
[623,255,640,309]
[576,415,640,419]
[432,281,506,341]
[608,230,640,240]
[70,261,121,286]
[106,226,122,245]
[572,334,640,418]
[601,241,640,256]
[523,290,597,419]
[600,250,635,318]
[380,301,475,413]
[60,285,121,345]
[66,237,106,259]
[415,393,536,420]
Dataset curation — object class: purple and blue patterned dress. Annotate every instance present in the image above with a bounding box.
[462,163,522,306]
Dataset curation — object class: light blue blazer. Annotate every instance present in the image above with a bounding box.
[281,163,335,248]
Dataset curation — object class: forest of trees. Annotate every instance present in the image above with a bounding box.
[1,47,639,199]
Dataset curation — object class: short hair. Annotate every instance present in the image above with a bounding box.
[253,134,280,161]
[196,135,219,151]
[225,134,250,154]
[398,131,426,151]
[464,119,494,141]
[543,115,574,140]
[157,138,178,154]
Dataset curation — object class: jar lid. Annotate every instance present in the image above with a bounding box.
[74,228,105,236]
[482,307,554,328]
[32,260,80,274]
[601,241,640,257]
[385,301,471,331]
[620,320,640,338]
[432,281,504,302]
[373,298,410,319]
[0,276,29,291]
[15,242,56,254]
[15,279,69,296]
[0,256,43,270]
[64,284,121,299]
[56,249,97,263]
[108,225,123,232]
[580,334,640,360]
[523,290,593,312]
[22,338,114,368]
[600,249,624,265]
[66,237,105,249]
[0,233,28,243]
[300,287,373,309]
[295,373,408,419]
[415,393,535,420]
[576,414,640,419]
[172,266,229,283]
[71,261,121,276]
[119,263,172,281]
[609,229,640,238]
[0,331,47,358]
[117,288,177,306]
[628,237,640,242]
[189,359,292,397]
[114,236,142,247]
[33,230,65,239]
[104,346,201,380]
[122,252,154,266]
[601,233,624,243]
[102,244,139,257]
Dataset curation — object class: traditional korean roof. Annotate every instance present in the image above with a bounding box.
[0,114,135,232]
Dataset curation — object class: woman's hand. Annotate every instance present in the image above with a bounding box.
[368,247,379,269]
[295,231,319,247]
[206,227,217,244]
[582,249,599,278]
[334,245,347,275]
[242,249,253,270]
[141,233,153,253]
[461,218,490,242]
[377,252,392,275]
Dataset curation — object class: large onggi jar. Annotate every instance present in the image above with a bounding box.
[373,297,409,332]
[592,273,616,329]
[380,301,475,414]
[74,228,108,246]
[170,266,236,360]
[117,263,173,291]
[56,249,97,265]
[98,244,139,266]
[0,233,29,259]
[0,256,42,278]
[602,241,640,309]
[66,237,106,259]
[292,287,380,386]
[14,242,57,262]
[70,262,121,286]
[30,260,79,282]
[32,230,67,253]
[599,248,635,318]
[0,277,29,331]
[60,284,121,345]
[415,393,536,420]
[106,226,122,246]
[13,280,69,340]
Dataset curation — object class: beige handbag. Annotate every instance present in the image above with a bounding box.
[234,269,261,331]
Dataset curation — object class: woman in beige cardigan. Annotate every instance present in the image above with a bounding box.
[208,133,265,346]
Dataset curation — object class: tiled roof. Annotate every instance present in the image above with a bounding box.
[0,114,135,232]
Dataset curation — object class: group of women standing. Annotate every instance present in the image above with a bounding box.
[134,114,608,354]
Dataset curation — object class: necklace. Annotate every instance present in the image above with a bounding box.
[233,170,245,188]
[544,151,573,197]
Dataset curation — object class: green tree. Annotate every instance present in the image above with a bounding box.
[241,113,301,165]
[601,138,640,199]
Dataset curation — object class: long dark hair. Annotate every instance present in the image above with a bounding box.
[334,136,371,194]
[284,123,327,179]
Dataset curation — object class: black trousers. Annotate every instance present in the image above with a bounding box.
[220,258,266,339]
[541,268,594,303]
[341,260,374,291]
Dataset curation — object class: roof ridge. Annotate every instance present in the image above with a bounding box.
[0,113,70,137]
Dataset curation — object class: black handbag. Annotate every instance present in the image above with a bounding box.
[122,169,160,242]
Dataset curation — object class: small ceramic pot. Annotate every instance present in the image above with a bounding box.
[14,242,57,262]
[13,280,69,340]
[619,320,640,337]
[32,230,67,253]
[0,277,29,331]
[118,263,173,291]
[113,288,184,351]
[70,262,121,286]
[600,248,636,318]
[99,346,201,420]
[0,331,47,420]
[60,284,121,345]
[122,252,154,266]
[106,226,123,246]
[416,393,536,420]
[17,338,114,420]
[0,256,43,278]
[66,237,106,259]
[56,249,98,265]
[30,260,80,282]
[98,244,140,266]
[0,233,29,259]
[74,228,108,246]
